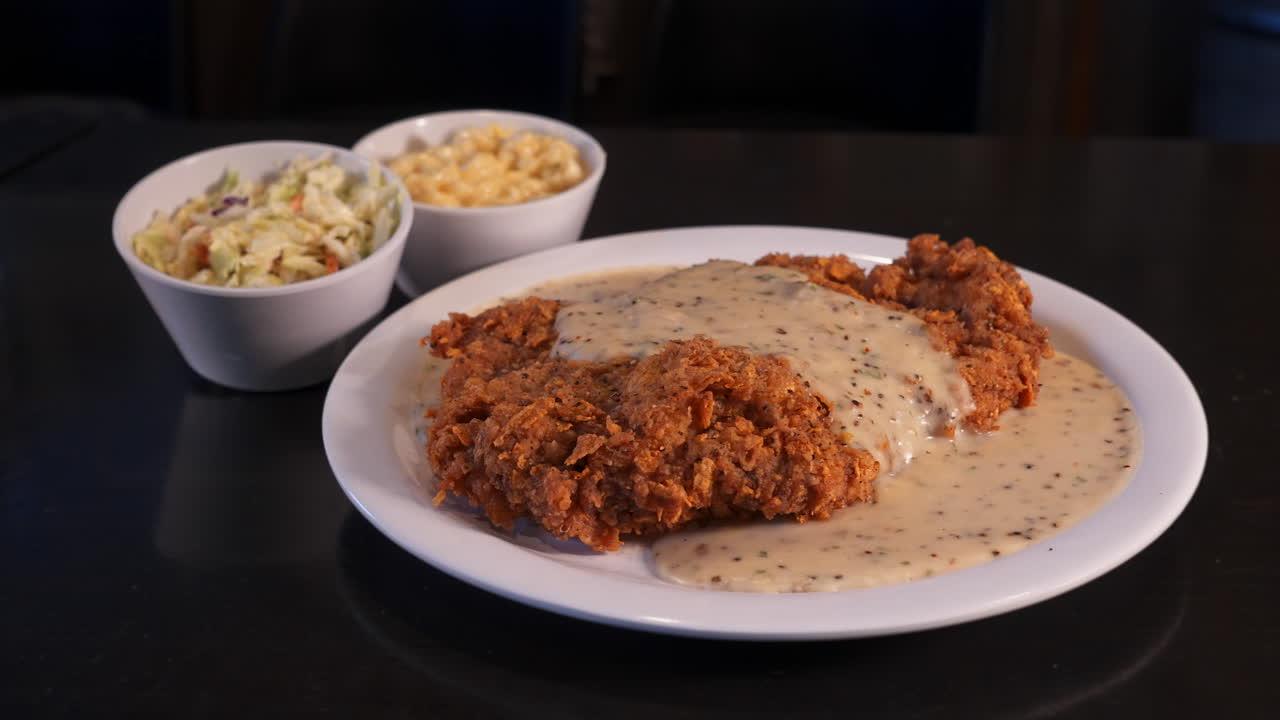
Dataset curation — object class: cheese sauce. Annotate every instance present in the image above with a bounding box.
[550,261,973,471]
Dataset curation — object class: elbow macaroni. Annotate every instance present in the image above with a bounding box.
[388,125,587,208]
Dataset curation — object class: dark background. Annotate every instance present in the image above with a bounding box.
[5,2,1280,718]
[6,0,1280,141]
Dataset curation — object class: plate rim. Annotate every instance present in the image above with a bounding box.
[322,224,1207,640]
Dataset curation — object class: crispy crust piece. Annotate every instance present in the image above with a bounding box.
[753,253,870,300]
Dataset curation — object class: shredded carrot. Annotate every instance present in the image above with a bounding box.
[325,253,339,274]
[194,244,209,268]
[291,194,304,213]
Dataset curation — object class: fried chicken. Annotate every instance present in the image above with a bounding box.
[426,235,1050,550]
[756,235,1052,429]
[427,325,878,550]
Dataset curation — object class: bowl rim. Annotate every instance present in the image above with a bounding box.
[352,109,607,217]
[112,140,413,299]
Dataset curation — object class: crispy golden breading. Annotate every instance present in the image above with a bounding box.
[752,253,871,300]
[428,297,561,397]
[427,326,878,551]
[756,235,1052,429]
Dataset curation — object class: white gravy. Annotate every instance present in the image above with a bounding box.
[550,261,973,472]
[461,261,1142,592]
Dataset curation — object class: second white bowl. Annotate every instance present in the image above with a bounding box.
[354,110,606,296]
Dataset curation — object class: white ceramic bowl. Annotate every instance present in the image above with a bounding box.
[113,141,413,391]
[353,110,606,296]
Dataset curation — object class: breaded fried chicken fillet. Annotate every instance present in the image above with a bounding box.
[426,236,1050,550]
[427,300,877,551]
[756,234,1052,429]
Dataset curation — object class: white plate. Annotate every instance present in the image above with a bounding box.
[322,226,1207,640]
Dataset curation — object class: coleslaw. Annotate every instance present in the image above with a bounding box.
[132,154,400,287]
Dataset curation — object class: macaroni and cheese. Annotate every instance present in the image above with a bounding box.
[388,125,587,208]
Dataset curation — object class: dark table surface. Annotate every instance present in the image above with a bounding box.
[3,113,1276,718]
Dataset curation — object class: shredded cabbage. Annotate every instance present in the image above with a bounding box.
[131,154,400,288]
